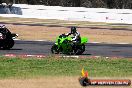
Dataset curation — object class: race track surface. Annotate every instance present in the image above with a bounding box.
[0,40,132,58]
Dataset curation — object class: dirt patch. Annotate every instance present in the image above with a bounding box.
[0,77,131,88]
[0,77,80,88]
[5,24,132,43]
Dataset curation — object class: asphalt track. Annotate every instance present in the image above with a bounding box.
[0,40,132,58]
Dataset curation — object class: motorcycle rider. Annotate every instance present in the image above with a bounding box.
[0,25,12,39]
[66,26,81,44]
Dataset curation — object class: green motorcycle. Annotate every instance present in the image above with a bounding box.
[51,34,88,55]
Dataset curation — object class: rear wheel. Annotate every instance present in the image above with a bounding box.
[51,44,59,54]
[74,44,85,55]
[3,39,14,50]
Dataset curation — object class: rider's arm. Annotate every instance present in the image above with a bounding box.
[72,36,77,41]
[65,32,72,36]
[72,32,80,41]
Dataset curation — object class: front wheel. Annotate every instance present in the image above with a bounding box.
[51,44,59,54]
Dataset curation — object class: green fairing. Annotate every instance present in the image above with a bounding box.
[59,36,72,53]
[51,34,88,55]
[56,36,88,45]
[81,37,88,44]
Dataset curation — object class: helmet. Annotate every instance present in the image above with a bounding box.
[71,27,76,33]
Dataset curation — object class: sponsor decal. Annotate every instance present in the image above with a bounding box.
[79,68,131,86]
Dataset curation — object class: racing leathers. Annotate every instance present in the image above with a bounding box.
[66,31,81,43]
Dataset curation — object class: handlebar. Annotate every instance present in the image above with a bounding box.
[59,33,67,38]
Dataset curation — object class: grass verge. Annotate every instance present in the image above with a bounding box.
[0,57,131,79]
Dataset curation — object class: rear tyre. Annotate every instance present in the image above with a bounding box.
[74,44,85,55]
[3,39,14,50]
[51,44,59,54]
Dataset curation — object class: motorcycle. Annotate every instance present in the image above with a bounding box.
[0,25,18,49]
[51,33,88,55]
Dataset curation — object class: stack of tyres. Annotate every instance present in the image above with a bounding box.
[0,25,18,50]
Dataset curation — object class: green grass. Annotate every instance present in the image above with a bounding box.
[0,57,131,79]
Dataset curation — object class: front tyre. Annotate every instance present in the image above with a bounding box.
[51,44,59,54]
